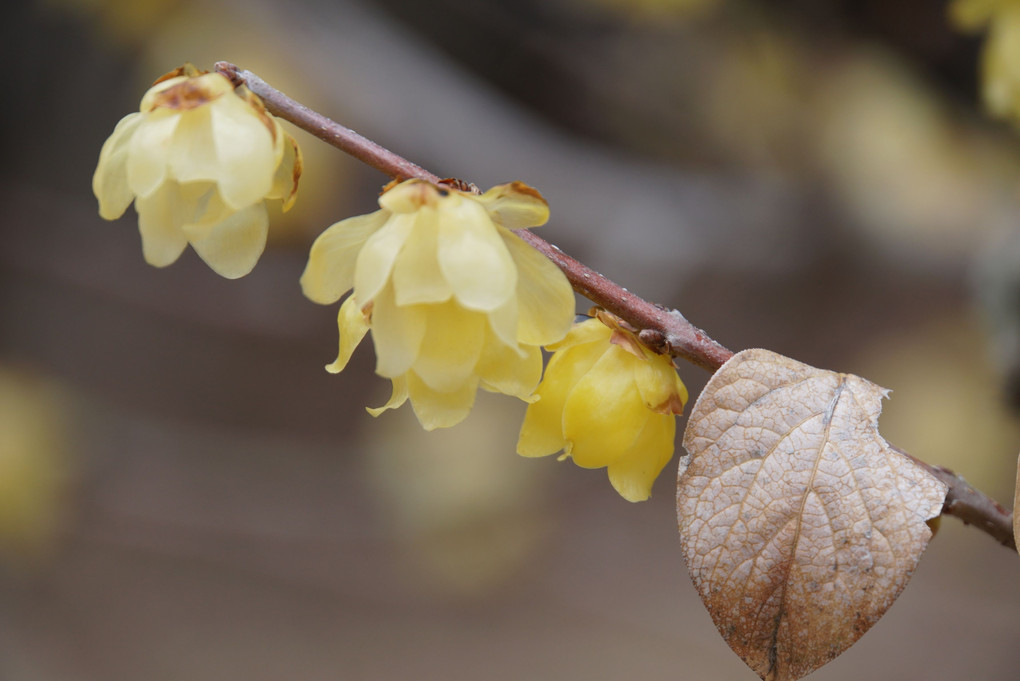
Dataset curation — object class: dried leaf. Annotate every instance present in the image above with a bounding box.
[677,349,947,681]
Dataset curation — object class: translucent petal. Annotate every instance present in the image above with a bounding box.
[139,75,189,111]
[301,210,388,305]
[412,302,485,392]
[516,338,607,458]
[126,110,179,199]
[500,227,575,346]
[134,183,190,268]
[367,376,409,417]
[606,413,675,502]
[378,179,435,214]
[178,183,234,242]
[634,354,688,412]
[371,285,426,378]
[476,181,550,229]
[406,371,478,431]
[354,213,414,306]
[551,317,612,352]
[562,347,648,468]
[166,105,218,185]
[391,206,452,306]
[477,336,542,399]
[188,203,268,279]
[437,197,517,311]
[93,113,144,220]
[326,295,370,374]
[210,93,277,209]
[267,133,302,212]
[486,295,520,352]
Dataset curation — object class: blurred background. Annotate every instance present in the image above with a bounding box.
[2,0,1019,679]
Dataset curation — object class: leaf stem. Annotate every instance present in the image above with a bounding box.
[213,61,1015,552]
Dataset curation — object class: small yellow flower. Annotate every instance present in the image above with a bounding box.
[301,179,576,430]
[517,311,687,502]
[949,0,1020,120]
[92,64,302,279]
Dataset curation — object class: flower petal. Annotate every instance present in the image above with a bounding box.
[188,203,269,279]
[412,302,485,393]
[126,109,179,199]
[301,210,389,305]
[437,197,517,311]
[93,112,144,220]
[562,347,648,468]
[134,182,190,268]
[516,336,607,458]
[355,212,414,306]
[267,132,302,212]
[406,371,478,431]
[477,181,550,229]
[634,354,688,413]
[606,413,675,502]
[367,376,409,417]
[209,92,277,210]
[477,336,542,400]
[391,205,453,306]
[370,285,426,378]
[500,227,575,346]
[167,104,219,185]
[326,295,370,374]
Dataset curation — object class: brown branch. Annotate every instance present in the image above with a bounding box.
[213,61,1015,551]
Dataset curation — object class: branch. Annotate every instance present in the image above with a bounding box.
[213,61,1015,551]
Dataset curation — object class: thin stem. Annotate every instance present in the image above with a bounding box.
[214,61,1015,551]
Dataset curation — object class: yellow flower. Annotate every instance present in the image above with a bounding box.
[949,0,1020,120]
[517,311,687,502]
[92,64,301,279]
[300,179,576,430]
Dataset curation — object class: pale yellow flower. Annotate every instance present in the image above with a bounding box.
[517,311,687,502]
[92,64,301,279]
[949,0,1020,120]
[301,179,576,430]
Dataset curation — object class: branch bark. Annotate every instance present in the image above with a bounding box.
[214,61,1015,552]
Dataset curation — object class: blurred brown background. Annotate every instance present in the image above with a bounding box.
[1,0,1019,679]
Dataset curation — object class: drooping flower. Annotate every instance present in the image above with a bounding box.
[517,310,687,502]
[92,64,302,279]
[949,0,1020,120]
[300,179,576,430]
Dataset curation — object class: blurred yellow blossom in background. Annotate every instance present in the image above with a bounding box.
[92,64,301,279]
[950,0,1020,121]
[301,179,576,430]
[518,311,687,502]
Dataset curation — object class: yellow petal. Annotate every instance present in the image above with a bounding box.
[500,227,575,346]
[126,109,179,199]
[188,203,268,279]
[166,104,219,185]
[301,210,389,305]
[378,179,437,213]
[134,182,190,267]
[437,197,517,311]
[406,371,478,431]
[634,353,688,413]
[267,132,302,212]
[371,285,426,378]
[948,0,998,32]
[412,302,485,393]
[562,347,648,468]
[606,413,675,502]
[93,112,144,220]
[477,181,550,229]
[391,205,453,306]
[477,337,542,399]
[326,295,370,374]
[354,212,414,306]
[209,92,277,209]
[367,375,409,417]
[516,337,607,458]
[486,295,520,352]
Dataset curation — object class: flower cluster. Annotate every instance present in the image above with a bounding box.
[517,311,687,502]
[301,179,576,430]
[92,64,301,279]
[950,0,1020,121]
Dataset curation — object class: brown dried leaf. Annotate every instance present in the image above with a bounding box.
[677,349,947,681]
